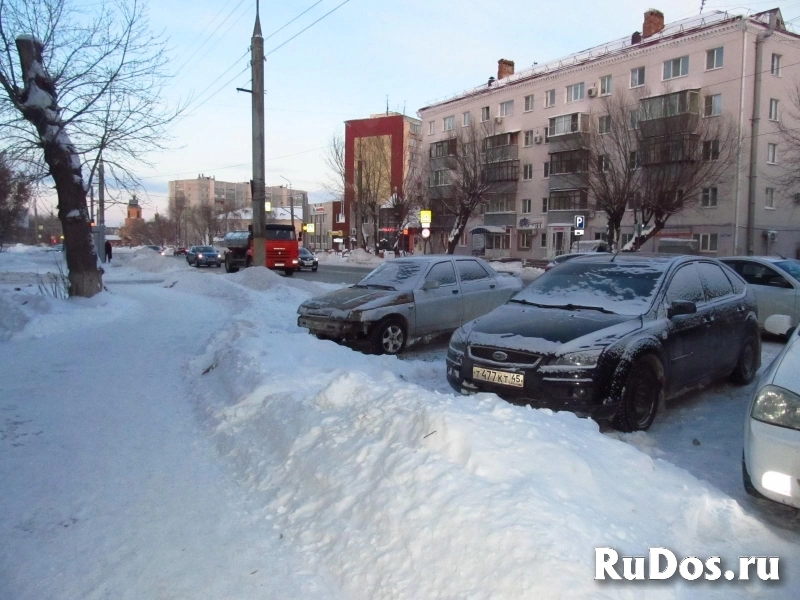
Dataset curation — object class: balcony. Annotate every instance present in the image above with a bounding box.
[638,90,700,138]
[547,113,590,138]
[481,160,520,184]
[639,133,699,166]
[548,188,589,212]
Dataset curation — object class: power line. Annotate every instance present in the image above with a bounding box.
[262,1,325,42]
[266,0,353,56]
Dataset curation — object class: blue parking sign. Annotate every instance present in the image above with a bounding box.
[574,215,585,230]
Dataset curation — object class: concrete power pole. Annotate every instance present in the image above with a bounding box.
[251,1,266,268]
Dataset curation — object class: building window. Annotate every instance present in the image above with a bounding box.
[598,115,611,134]
[767,143,777,164]
[410,122,422,135]
[524,94,535,112]
[430,139,456,157]
[631,66,645,88]
[621,233,633,247]
[428,121,434,135]
[486,195,515,212]
[523,164,533,180]
[545,89,556,107]
[443,116,455,131]
[566,82,585,103]
[486,233,509,250]
[548,113,587,137]
[598,155,610,172]
[521,198,532,213]
[704,94,722,117]
[771,54,781,76]
[693,233,718,252]
[543,162,550,178]
[518,231,532,250]
[462,112,471,127]
[499,100,514,117]
[702,187,718,207]
[628,150,638,169]
[550,149,589,174]
[524,130,534,146]
[769,98,779,121]
[765,187,775,208]
[542,198,548,213]
[540,232,547,247]
[629,110,640,130]
[703,140,720,161]
[549,189,589,211]
[431,169,450,186]
[663,56,689,80]
[481,106,490,122]
[706,47,724,70]
[600,75,612,96]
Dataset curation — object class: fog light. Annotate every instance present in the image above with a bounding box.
[573,387,588,399]
[761,471,792,497]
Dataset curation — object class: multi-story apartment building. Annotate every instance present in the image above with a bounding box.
[418,8,800,260]
[343,112,423,252]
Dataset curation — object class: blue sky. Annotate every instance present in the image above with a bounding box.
[92,0,799,225]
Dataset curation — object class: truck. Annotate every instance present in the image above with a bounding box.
[223,224,300,275]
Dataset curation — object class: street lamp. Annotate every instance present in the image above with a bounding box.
[280,175,294,234]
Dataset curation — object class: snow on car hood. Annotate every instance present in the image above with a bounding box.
[299,286,411,314]
[466,301,640,354]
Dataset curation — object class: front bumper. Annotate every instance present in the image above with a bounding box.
[196,256,221,265]
[446,352,619,419]
[298,315,370,339]
[744,418,800,509]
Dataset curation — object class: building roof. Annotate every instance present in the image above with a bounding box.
[420,9,789,112]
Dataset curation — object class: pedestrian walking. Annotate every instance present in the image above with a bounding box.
[104,240,113,262]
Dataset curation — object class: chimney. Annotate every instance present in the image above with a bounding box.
[642,9,665,38]
[497,59,515,80]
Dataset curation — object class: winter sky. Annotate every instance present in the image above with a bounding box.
[61,0,800,225]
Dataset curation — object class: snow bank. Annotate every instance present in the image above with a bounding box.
[181,269,795,600]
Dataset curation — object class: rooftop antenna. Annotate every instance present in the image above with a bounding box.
[386,94,389,115]
[700,0,706,13]
[402,100,406,115]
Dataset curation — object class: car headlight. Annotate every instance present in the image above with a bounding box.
[217,253,222,258]
[448,327,467,355]
[751,384,800,431]
[197,254,203,258]
[550,348,604,368]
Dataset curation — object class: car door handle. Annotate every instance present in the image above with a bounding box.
[452,289,459,294]
[489,284,496,289]
[703,315,715,323]
[736,305,746,313]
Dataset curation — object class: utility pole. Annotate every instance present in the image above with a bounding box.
[280,175,294,235]
[98,157,107,261]
[251,1,266,268]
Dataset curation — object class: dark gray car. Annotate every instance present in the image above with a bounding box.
[297,255,522,355]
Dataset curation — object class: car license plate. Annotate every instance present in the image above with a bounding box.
[472,366,524,387]
[275,263,284,267]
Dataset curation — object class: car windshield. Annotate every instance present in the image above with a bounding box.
[196,246,214,253]
[265,228,296,241]
[355,260,425,291]
[774,260,800,281]
[511,261,665,315]
[300,248,311,256]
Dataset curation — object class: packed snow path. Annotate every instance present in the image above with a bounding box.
[0,283,341,600]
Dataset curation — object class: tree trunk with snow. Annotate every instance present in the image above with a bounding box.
[14,37,100,297]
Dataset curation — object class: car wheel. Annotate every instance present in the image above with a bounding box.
[730,334,760,385]
[193,259,199,268]
[312,266,318,272]
[224,254,238,273]
[284,268,294,276]
[612,356,662,432]
[245,256,252,269]
[370,318,405,355]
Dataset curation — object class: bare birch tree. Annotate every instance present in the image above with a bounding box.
[0,0,185,296]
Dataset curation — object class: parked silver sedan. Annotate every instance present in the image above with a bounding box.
[297,255,523,354]
[719,257,800,335]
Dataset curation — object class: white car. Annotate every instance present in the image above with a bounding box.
[720,257,800,336]
[743,316,800,509]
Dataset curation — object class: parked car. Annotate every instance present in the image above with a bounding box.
[743,319,800,509]
[161,246,175,256]
[175,247,188,256]
[446,254,760,431]
[544,245,613,271]
[719,257,799,336]
[186,245,222,268]
[145,245,161,252]
[297,255,522,355]
[298,247,318,271]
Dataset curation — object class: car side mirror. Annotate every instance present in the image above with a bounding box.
[421,280,440,291]
[667,300,697,319]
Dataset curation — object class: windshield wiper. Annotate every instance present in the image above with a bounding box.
[358,283,396,290]
[549,303,616,314]
[508,299,552,308]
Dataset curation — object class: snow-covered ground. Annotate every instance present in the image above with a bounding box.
[1,245,797,599]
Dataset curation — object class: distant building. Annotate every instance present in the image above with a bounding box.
[418,8,800,259]
[343,112,423,252]
[119,197,145,246]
